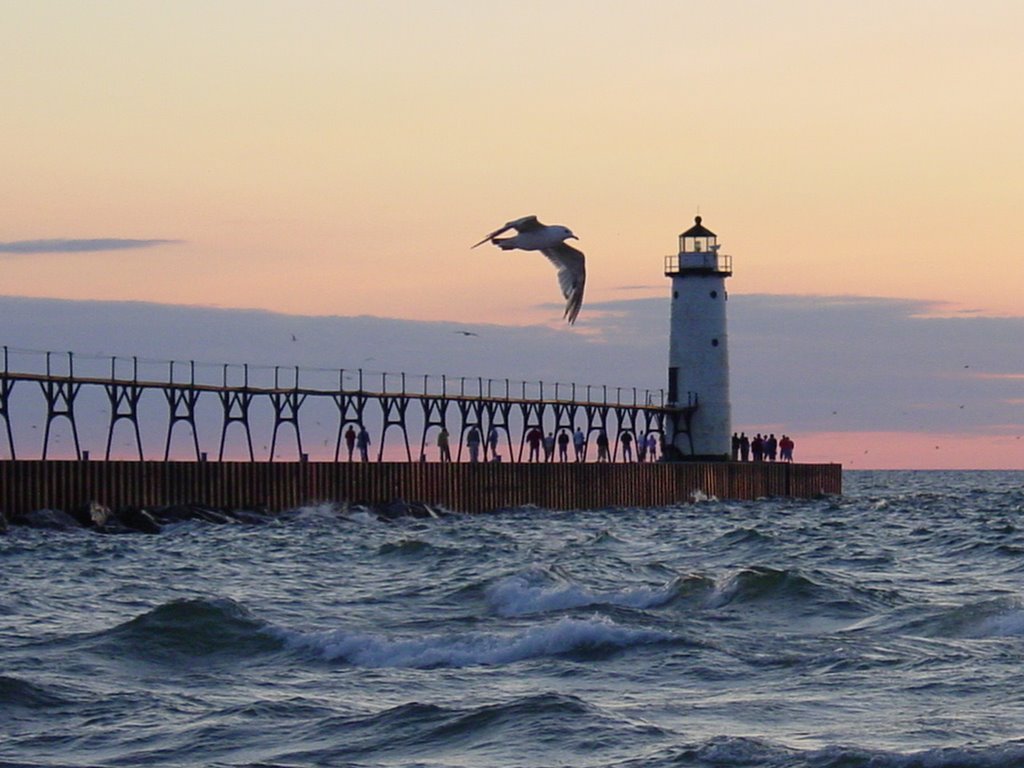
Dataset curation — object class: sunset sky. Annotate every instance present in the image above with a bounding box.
[2,1,1022,469]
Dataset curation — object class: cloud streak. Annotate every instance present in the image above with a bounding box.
[0,293,1020,467]
[0,239,180,256]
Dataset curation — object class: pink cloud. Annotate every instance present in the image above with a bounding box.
[793,431,1024,470]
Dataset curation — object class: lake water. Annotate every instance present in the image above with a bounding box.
[3,470,1024,767]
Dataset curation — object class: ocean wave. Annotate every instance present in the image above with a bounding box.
[899,596,1024,639]
[0,675,73,709]
[716,526,778,548]
[700,566,877,622]
[615,736,1024,768]
[377,537,436,556]
[704,566,822,609]
[279,615,676,668]
[256,692,667,765]
[89,597,281,662]
[484,569,684,616]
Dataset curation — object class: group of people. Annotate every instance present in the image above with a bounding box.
[342,425,373,462]
[444,424,662,463]
[731,432,795,463]
[350,423,791,464]
[523,427,659,463]
[437,425,495,463]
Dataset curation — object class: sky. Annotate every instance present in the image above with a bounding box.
[2,1,1022,469]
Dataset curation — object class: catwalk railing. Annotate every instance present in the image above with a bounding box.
[0,347,678,464]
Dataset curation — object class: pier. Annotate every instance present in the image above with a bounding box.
[0,347,841,516]
[0,460,840,517]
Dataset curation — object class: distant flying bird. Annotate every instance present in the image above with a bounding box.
[454,330,478,337]
[472,215,586,324]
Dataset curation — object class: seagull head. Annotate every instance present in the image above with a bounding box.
[554,225,577,242]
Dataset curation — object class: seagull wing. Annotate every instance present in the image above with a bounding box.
[541,241,586,324]
[471,215,541,248]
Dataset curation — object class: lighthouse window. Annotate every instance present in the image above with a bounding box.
[709,290,718,299]
[711,338,719,347]
[673,290,679,299]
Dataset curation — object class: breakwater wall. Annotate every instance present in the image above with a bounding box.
[0,460,841,516]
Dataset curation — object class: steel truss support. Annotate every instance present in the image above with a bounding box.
[165,387,202,461]
[455,398,485,462]
[418,395,450,463]
[377,394,412,462]
[612,405,640,462]
[268,391,306,460]
[39,379,82,460]
[482,400,514,462]
[517,400,548,462]
[219,390,255,461]
[269,367,306,461]
[105,382,145,460]
[581,403,612,462]
[333,387,369,461]
[0,352,14,460]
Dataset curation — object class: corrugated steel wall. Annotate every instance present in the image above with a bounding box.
[0,460,842,515]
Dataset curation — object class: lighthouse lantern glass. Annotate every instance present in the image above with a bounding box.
[679,234,717,254]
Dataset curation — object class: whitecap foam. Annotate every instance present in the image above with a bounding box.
[342,509,380,524]
[287,502,345,521]
[689,489,719,503]
[485,573,677,617]
[278,615,673,668]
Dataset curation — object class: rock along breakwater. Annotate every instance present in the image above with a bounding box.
[0,460,841,530]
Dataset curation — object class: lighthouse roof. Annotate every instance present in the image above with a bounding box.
[680,216,716,239]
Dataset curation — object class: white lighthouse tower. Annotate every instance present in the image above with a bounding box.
[664,216,732,459]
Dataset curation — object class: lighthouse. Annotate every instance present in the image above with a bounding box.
[664,216,732,459]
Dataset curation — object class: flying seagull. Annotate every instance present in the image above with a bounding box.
[472,215,586,324]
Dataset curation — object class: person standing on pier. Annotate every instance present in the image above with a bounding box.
[357,426,371,462]
[467,426,482,463]
[526,427,543,462]
[487,425,499,459]
[437,427,452,463]
[739,432,750,462]
[596,430,610,462]
[543,432,555,462]
[646,433,658,462]
[780,434,794,462]
[573,427,586,462]
[637,431,647,463]
[621,431,634,462]
[557,430,570,462]
[344,425,357,461]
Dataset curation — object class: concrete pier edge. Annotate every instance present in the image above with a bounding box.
[1,460,841,516]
